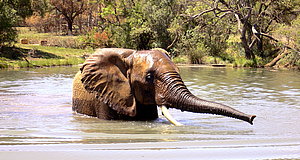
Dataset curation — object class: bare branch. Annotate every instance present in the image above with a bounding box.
[257,32,300,54]
[167,33,179,50]
[234,13,242,33]
[249,38,257,49]
[192,8,216,19]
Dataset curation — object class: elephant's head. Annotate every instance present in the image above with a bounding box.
[80,48,256,125]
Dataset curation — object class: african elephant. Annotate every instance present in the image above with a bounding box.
[72,48,256,125]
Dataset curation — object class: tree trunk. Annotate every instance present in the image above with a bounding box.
[241,24,255,60]
[241,38,255,59]
[265,49,288,67]
[257,35,264,58]
[67,19,73,36]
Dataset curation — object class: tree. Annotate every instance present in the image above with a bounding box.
[0,0,32,47]
[185,0,300,60]
[265,16,300,67]
[142,0,178,49]
[50,0,87,35]
[31,0,50,17]
[0,2,17,46]
[97,0,179,49]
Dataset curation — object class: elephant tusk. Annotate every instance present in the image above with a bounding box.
[160,105,183,126]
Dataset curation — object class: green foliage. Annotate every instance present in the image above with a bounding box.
[0,0,32,46]
[98,0,178,50]
[142,0,177,49]
[224,35,243,60]
[2,0,300,68]
[171,0,300,66]
[233,58,256,68]
[31,0,50,17]
[172,55,189,64]
[232,56,264,68]
[272,15,300,67]
[0,2,18,46]
[202,56,227,65]
[0,58,10,68]
[79,29,110,48]
[188,42,209,64]
[130,27,153,50]
[274,16,300,48]
[171,0,233,63]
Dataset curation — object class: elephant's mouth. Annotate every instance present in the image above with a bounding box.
[158,105,183,126]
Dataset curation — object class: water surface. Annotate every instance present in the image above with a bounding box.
[0,66,299,159]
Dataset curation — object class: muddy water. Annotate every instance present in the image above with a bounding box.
[0,66,300,159]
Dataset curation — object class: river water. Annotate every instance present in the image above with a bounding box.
[0,66,299,159]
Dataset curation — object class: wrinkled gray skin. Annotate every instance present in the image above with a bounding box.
[72,48,256,125]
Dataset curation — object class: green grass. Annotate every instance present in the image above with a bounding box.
[15,44,93,58]
[17,27,82,49]
[30,57,85,67]
[0,56,86,69]
[0,44,91,69]
[1,43,92,68]
[0,27,94,69]
[18,27,76,40]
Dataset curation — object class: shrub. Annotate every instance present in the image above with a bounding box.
[202,56,227,64]
[79,29,110,49]
[25,13,60,33]
[0,4,18,46]
[172,55,189,64]
[232,57,264,67]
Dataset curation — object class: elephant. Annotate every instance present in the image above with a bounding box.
[72,48,256,126]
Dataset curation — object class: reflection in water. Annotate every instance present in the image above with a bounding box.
[0,66,300,157]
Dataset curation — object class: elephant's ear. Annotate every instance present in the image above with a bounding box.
[80,49,136,117]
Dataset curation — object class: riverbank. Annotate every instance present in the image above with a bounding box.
[0,27,298,69]
[2,45,299,70]
[0,44,93,69]
[0,27,94,69]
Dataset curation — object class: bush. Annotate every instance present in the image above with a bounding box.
[0,58,10,68]
[232,57,264,67]
[172,55,189,64]
[25,12,64,34]
[202,56,227,64]
[188,42,209,64]
[0,3,18,46]
[130,27,153,50]
[47,36,82,49]
[79,29,110,49]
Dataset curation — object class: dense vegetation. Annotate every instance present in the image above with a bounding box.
[1,0,300,68]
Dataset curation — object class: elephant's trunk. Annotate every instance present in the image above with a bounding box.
[160,72,256,125]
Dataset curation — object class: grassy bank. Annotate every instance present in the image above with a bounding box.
[0,28,93,69]
[0,45,93,69]
[2,28,298,69]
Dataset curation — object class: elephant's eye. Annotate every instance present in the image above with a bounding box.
[145,72,154,83]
